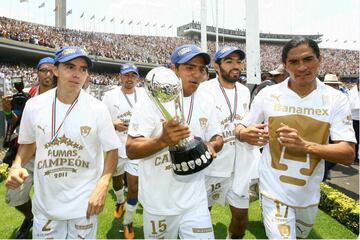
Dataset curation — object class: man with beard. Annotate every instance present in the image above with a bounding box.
[126,44,223,239]
[102,63,146,239]
[4,57,55,239]
[202,47,260,238]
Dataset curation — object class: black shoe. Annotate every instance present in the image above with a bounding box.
[14,218,33,239]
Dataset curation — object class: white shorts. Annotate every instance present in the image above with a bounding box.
[142,200,214,239]
[33,214,97,239]
[124,159,139,177]
[261,194,318,239]
[6,158,34,207]
[113,157,126,177]
[205,175,249,209]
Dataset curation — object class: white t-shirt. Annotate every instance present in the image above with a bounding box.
[102,87,146,158]
[242,78,356,207]
[128,86,221,215]
[201,79,252,177]
[19,88,121,220]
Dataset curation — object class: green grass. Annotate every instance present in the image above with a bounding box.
[0,183,357,239]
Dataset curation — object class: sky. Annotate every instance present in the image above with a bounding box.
[0,0,359,50]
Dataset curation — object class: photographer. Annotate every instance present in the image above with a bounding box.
[3,57,54,239]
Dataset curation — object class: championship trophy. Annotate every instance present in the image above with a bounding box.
[144,67,213,175]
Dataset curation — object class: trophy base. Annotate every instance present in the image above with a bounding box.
[169,138,213,175]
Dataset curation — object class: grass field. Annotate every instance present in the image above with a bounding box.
[0,183,357,239]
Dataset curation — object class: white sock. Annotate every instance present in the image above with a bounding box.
[123,202,136,225]
[113,187,125,204]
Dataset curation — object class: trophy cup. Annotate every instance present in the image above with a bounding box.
[145,67,213,175]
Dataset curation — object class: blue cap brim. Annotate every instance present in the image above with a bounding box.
[177,52,211,65]
[121,69,139,75]
[216,49,245,62]
[57,54,93,68]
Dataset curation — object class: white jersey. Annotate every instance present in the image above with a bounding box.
[349,85,360,121]
[201,79,251,177]
[19,88,121,220]
[128,86,221,215]
[242,78,356,207]
[102,86,146,158]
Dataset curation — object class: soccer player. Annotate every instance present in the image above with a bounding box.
[102,63,146,239]
[126,44,223,239]
[236,37,356,239]
[202,46,260,238]
[4,56,55,239]
[5,46,120,239]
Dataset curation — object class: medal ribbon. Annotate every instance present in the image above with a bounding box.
[51,91,79,143]
[218,80,237,122]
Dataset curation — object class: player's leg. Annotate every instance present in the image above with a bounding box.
[123,160,139,239]
[6,159,34,239]
[179,199,214,239]
[227,188,249,239]
[67,215,98,239]
[260,194,297,239]
[32,216,66,239]
[295,205,318,239]
[142,209,178,239]
[113,157,126,219]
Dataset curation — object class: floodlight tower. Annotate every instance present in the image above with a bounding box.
[55,0,66,28]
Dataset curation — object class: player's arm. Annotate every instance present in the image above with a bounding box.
[86,148,118,219]
[126,119,191,159]
[5,143,36,189]
[235,123,269,146]
[276,123,355,165]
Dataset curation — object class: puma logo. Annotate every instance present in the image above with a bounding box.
[271,94,281,102]
[37,125,46,134]
[113,105,120,110]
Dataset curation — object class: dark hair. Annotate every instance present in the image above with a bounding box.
[281,37,320,64]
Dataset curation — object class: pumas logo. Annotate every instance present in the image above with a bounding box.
[80,126,91,137]
[37,125,46,134]
[212,192,220,200]
[199,117,208,129]
[271,94,281,102]
[113,104,120,110]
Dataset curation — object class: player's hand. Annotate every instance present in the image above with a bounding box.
[204,141,217,158]
[237,123,269,146]
[2,96,12,112]
[86,180,108,219]
[276,123,307,152]
[113,119,128,132]
[160,119,191,147]
[5,167,29,189]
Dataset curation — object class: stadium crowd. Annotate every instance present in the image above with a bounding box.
[0,16,358,76]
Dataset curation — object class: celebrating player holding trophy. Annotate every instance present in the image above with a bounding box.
[126,44,223,239]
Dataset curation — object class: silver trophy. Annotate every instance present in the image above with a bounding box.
[145,67,213,175]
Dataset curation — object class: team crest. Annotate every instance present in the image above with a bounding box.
[80,126,91,137]
[212,193,220,200]
[199,117,208,129]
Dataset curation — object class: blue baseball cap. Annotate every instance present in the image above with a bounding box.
[54,46,92,68]
[37,57,54,69]
[120,63,139,75]
[214,46,245,62]
[171,44,210,65]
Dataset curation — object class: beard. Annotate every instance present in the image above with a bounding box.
[219,67,239,83]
